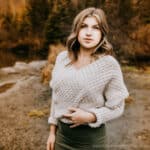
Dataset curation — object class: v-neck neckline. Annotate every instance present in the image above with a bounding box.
[67,54,107,72]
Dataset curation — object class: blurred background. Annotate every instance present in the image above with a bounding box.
[0,1,150,150]
[0,0,149,68]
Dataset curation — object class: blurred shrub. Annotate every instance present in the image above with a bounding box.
[128,24,150,57]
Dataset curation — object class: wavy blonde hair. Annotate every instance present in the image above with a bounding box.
[66,7,114,66]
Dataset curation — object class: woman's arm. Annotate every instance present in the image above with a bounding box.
[48,89,58,125]
[62,107,97,128]
[87,57,129,128]
[49,124,57,135]
[47,85,58,150]
[48,51,65,125]
[47,124,57,150]
[47,51,67,149]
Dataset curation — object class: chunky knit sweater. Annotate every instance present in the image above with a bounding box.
[48,50,129,128]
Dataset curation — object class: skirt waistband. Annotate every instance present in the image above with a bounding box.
[57,120,106,138]
[58,119,105,128]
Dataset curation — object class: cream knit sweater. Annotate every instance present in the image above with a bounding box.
[48,50,129,128]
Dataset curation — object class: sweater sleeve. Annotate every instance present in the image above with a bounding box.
[48,87,58,125]
[87,58,129,128]
[48,51,66,125]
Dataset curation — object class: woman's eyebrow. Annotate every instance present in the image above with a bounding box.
[81,22,87,25]
[92,23,99,26]
[82,22,99,26]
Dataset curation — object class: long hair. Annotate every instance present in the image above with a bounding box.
[66,7,114,66]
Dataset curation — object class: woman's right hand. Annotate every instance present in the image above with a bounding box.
[47,133,56,150]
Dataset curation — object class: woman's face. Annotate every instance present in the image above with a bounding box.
[77,16,102,51]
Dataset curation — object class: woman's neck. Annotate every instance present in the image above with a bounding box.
[78,48,93,58]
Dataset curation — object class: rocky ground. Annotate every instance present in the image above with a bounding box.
[0,61,150,150]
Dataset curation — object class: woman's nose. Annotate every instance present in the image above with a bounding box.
[86,28,92,36]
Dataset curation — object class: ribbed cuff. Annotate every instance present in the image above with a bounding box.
[86,108,103,128]
[48,117,58,126]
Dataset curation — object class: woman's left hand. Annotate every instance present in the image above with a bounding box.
[62,107,96,128]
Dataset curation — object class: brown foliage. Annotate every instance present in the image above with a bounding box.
[129,24,150,56]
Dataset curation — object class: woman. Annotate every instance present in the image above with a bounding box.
[47,7,129,150]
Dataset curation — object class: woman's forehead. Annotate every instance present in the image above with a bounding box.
[82,16,99,25]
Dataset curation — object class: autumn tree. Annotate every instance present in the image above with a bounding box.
[44,0,76,45]
[26,0,50,34]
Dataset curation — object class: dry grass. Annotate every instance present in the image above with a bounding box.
[47,43,66,64]
[122,65,150,74]
[28,108,49,118]
[125,96,134,105]
[135,129,150,142]
[0,82,15,93]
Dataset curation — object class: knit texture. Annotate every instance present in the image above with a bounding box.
[48,50,129,128]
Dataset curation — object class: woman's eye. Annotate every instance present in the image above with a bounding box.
[80,24,87,28]
[93,26,100,30]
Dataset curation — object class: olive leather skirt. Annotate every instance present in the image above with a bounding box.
[54,120,107,150]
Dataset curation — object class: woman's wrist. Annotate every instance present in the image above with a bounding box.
[86,112,97,123]
[49,132,56,136]
[49,124,57,135]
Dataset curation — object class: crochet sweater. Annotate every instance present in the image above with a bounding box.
[48,50,129,128]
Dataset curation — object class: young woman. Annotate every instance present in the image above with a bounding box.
[47,7,129,150]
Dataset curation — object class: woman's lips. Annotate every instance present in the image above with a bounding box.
[83,38,93,42]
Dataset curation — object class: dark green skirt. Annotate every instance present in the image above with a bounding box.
[54,120,107,150]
